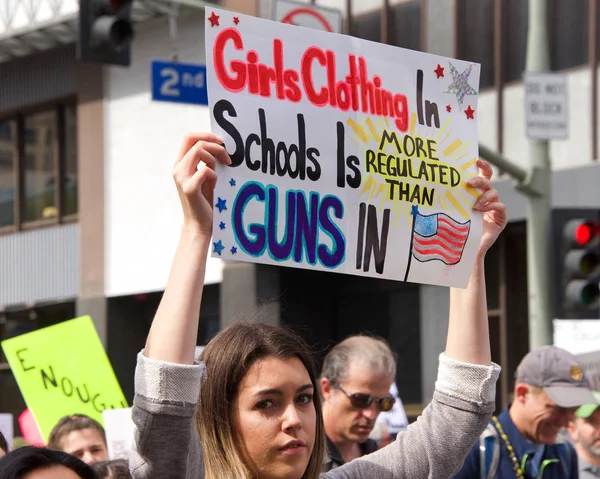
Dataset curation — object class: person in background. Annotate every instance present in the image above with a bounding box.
[319,335,396,470]
[368,422,394,450]
[0,429,8,457]
[0,446,98,479]
[48,415,109,466]
[568,391,600,478]
[453,346,596,479]
[375,382,410,439]
[93,459,132,479]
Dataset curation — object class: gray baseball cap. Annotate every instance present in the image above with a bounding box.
[515,345,596,408]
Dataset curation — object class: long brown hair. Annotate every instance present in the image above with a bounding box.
[196,322,326,479]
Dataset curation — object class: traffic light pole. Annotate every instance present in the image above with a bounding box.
[524,0,553,349]
[478,0,554,351]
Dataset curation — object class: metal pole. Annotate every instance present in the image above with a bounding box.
[525,0,553,348]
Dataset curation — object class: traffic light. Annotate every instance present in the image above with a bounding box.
[78,0,134,67]
[553,209,600,319]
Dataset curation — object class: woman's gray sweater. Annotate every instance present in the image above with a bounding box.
[129,351,500,479]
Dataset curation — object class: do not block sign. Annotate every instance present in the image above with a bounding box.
[1,316,127,442]
[524,72,568,140]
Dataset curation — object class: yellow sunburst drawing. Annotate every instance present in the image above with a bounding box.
[350,112,480,226]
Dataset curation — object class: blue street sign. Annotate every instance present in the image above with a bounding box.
[151,60,208,106]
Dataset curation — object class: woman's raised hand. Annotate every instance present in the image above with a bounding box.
[468,159,507,258]
[172,133,232,237]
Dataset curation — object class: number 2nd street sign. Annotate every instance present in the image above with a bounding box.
[151,61,208,106]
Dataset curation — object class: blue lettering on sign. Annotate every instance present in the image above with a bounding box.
[232,181,345,268]
[151,61,208,105]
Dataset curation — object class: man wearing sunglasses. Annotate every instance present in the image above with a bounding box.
[320,335,397,471]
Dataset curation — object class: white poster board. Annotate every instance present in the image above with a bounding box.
[102,408,134,460]
[0,413,13,451]
[205,8,482,288]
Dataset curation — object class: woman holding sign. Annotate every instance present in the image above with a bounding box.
[129,133,506,478]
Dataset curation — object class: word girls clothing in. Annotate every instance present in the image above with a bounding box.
[129,352,500,479]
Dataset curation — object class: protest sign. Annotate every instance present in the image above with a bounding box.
[18,409,44,446]
[102,408,134,460]
[1,316,127,442]
[205,9,482,288]
[0,413,13,450]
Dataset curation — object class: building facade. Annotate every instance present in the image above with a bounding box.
[0,0,598,436]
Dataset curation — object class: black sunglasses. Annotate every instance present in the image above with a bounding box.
[333,384,395,412]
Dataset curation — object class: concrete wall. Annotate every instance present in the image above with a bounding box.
[103,12,223,298]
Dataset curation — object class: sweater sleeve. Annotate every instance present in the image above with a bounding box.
[322,354,501,479]
[129,351,205,479]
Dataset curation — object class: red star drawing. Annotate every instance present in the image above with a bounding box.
[434,64,445,78]
[208,11,220,27]
[446,105,452,113]
[465,105,475,119]
[233,16,240,25]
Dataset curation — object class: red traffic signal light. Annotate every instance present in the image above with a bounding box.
[560,216,600,315]
[564,219,600,246]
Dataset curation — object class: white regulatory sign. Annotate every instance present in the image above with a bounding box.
[273,0,343,34]
[524,73,568,140]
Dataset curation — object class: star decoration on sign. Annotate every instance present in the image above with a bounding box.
[434,64,444,78]
[213,240,225,255]
[444,63,477,110]
[465,105,475,119]
[219,221,226,230]
[229,178,236,186]
[233,16,240,25]
[208,11,220,27]
[215,197,227,213]
[446,105,452,113]
[230,246,238,255]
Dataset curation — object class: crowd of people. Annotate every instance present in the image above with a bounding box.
[0,133,599,478]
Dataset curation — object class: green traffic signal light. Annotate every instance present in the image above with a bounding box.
[566,280,600,306]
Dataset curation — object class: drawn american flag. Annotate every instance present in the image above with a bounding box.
[411,208,471,265]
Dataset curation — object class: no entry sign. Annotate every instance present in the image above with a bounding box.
[273,0,343,33]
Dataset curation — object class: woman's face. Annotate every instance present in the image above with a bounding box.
[234,356,316,479]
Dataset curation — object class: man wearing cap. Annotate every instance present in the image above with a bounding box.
[568,391,600,478]
[454,345,596,478]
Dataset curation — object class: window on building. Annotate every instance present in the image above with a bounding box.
[548,0,588,71]
[351,6,382,43]
[503,0,528,84]
[0,120,16,228]
[389,0,421,51]
[350,1,421,50]
[0,102,77,232]
[456,0,495,90]
[63,105,78,217]
[24,110,58,222]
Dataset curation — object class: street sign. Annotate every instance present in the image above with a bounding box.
[554,319,600,355]
[273,0,343,34]
[524,72,568,140]
[151,61,208,106]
